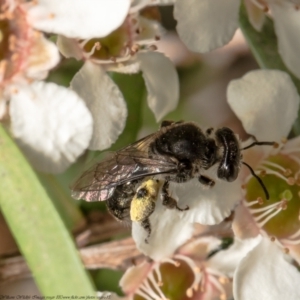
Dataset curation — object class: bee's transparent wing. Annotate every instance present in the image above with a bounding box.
[71,133,177,202]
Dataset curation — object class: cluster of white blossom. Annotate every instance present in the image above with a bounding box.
[0,0,178,172]
[2,0,300,299]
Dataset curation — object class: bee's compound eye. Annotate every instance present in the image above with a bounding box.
[137,188,148,199]
[218,163,239,182]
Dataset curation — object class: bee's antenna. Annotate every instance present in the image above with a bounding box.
[242,161,269,200]
[242,141,277,151]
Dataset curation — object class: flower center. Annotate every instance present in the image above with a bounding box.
[245,153,300,239]
[81,22,129,62]
[0,2,29,84]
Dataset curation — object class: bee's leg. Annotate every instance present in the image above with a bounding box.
[140,218,151,244]
[162,181,189,211]
[198,175,215,187]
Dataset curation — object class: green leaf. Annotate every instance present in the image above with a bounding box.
[38,173,86,233]
[239,4,300,135]
[0,125,95,295]
[110,72,146,150]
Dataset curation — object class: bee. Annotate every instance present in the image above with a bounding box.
[71,120,275,241]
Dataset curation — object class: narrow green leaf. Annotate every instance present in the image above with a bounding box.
[239,4,300,135]
[0,125,95,295]
[110,72,146,150]
[38,173,86,233]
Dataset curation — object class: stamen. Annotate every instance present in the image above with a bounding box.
[248,201,279,213]
[137,285,160,300]
[90,49,132,64]
[84,42,101,57]
[207,274,227,300]
[259,166,291,184]
[262,160,286,172]
[244,197,264,207]
[287,227,300,240]
[147,272,166,299]
[139,278,163,300]
[162,257,180,267]
[281,228,300,245]
[256,207,282,228]
[175,255,203,297]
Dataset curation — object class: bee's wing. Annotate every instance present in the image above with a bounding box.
[71,132,177,202]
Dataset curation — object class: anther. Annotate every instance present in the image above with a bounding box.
[220,294,227,300]
[131,44,140,54]
[155,35,160,41]
[281,138,287,144]
[260,170,266,177]
[218,277,228,284]
[270,236,276,242]
[186,288,193,297]
[157,281,163,286]
[257,197,264,205]
[49,13,55,19]
[283,169,292,177]
[278,199,288,210]
[95,42,101,51]
[284,248,290,254]
[287,177,295,185]
[149,45,158,51]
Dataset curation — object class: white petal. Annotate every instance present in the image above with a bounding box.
[71,62,127,150]
[26,35,60,80]
[227,70,300,141]
[26,0,130,39]
[271,2,300,79]
[132,198,194,260]
[10,82,93,173]
[171,177,242,225]
[174,0,240,53]
[137,52,179,121]
[56,35,83,60]
[133,177,242,260]
[234,238,300,300]
[209,236,261,277]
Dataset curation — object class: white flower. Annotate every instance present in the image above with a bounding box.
[226,69,300,299]
[120,236,235,300]
[25,0,131,40]
[58,4,179,150]
[173,0,300,79]
[0,0,93,173]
